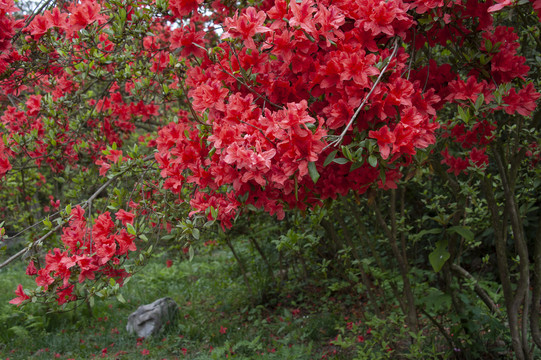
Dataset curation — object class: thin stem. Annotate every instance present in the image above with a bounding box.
[225,236,253,298]
[239,120,276,146]
[531,214,541,349]
[482,173,524,360]
[493,148,531,359]
[324,38,400,150]
[249,237,275,282]
[373,191,418,332]
[179,81,206,125]
[217,58,283,110]
[334,207,379,314]
[0,222,64,270]
[450,264,501,316]
[420,308,456,350]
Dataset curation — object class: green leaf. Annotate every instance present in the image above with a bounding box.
[418,15,433,25]
[210,206,218,220]
[484,38,492,52]
[323,150,337,167]
[368,155,377,168]
[308,162,320,184]
[417,228,443,239]
[379,168,386,186]
[457,106,468,123]
[192,228,200,240]
[350,161,363,172]
[203,220,215,228]
[119,8,127,22]
[332,158,349,165]
[447,226,474,242]
[429,240,450,272]
[420,288,451,312]
[188,245,194,262]
[126,223,136,235]
[474,93,484,111]
[117,293,126,304]
[301,29,315,42]
[342,146,353,161]
[294,177,298,201]
[43,218,52,229]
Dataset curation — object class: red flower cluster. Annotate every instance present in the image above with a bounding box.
[0,0,22,73]
[12,206,137,306]
[436,23,540,175]
[156,0,449,226]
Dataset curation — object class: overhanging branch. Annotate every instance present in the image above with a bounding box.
[0,154,155,269]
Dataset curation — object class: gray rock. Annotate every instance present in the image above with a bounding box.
[126,297,179,338]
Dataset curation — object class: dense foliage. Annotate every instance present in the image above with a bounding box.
[1,0,540,358]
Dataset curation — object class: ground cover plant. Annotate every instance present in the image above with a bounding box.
[1,0,541,358]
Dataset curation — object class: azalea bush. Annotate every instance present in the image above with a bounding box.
[1,0,540,358]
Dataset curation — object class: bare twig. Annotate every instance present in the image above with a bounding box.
[451,264,502,316]
[406,30,416,81]
[0,222,64,270]
[324,38,400,150]
[420,308,457,350]
[179,81,207,125]
[239,120,276,146]
[531,215,541,349]
[372,190,418,332]
[217,60,283,110]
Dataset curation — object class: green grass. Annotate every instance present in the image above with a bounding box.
[0,248,360,359]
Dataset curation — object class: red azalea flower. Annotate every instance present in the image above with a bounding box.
[9,284,30,306]
[116,209,136,228]
[369,125,395,160]
[26,260,38,276]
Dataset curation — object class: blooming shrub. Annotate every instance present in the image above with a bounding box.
[1,0,540,357]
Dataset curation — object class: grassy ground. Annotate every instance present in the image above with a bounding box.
[0,246,364,359]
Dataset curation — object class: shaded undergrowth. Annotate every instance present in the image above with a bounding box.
[0,247,376,359]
